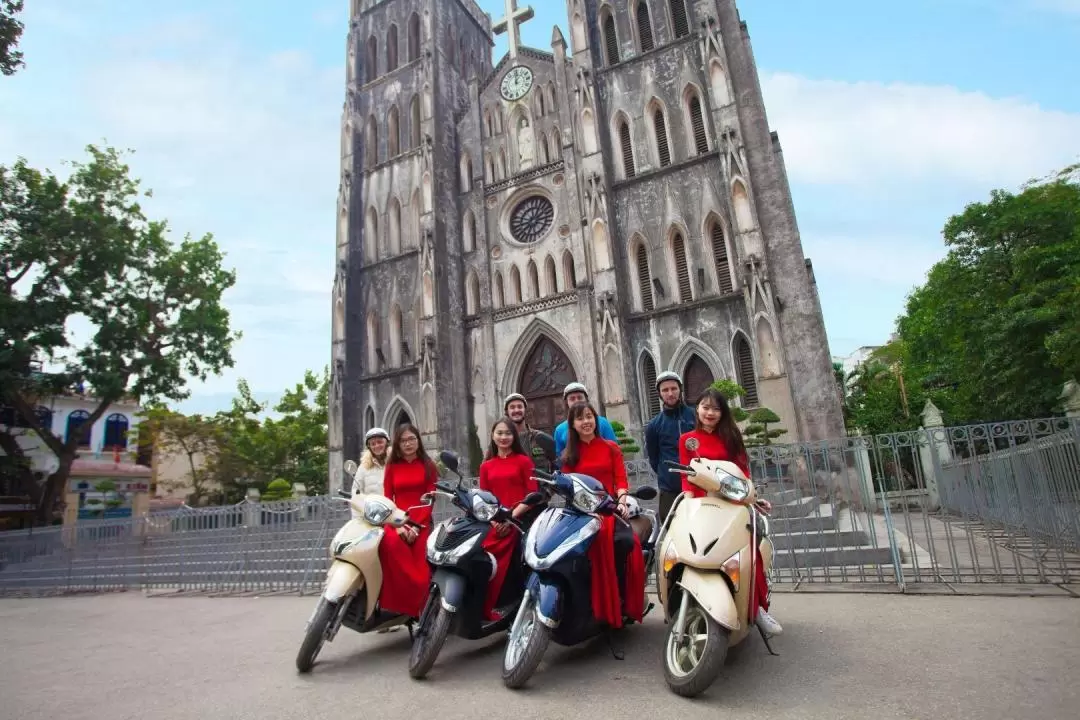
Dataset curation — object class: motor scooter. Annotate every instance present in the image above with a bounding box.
[501,468,658,689]
[654,457,776,697]
[294,459,433,673]
[407,450,547,679]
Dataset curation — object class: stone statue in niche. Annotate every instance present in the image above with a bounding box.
[517,117,535,169]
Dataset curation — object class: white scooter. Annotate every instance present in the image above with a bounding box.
[295,459,433,673]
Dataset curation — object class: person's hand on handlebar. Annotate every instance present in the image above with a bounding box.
[397,525,419,544]
[755,498,773,514]
[615,492,630,520]
[494,520,512,537]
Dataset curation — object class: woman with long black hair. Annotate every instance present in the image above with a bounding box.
[678,388,782,636]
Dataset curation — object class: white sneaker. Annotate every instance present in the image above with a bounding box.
[755,609,783,636]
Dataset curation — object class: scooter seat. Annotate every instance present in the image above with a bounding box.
[629,515,652,546]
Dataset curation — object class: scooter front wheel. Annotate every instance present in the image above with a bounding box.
[502,594,550,690]
[408,590,454,679]
[296,598,337,673]
[663,597,728,697]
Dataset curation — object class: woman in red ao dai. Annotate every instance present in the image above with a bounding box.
[678,388,782,637]
[477,417,537,620]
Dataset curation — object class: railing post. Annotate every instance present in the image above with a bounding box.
[917,400,948,511]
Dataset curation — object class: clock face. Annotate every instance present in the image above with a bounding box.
[500,66,534,101]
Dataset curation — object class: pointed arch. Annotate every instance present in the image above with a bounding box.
[387,105,400,156]
[460,152,472,192]
[638,350,661,420]
[366,311,382,373]
[544,254,559,295]
[547,83,558,113]
[581,109,598,155]
[732,179,755,233]
[669,226,692,302]
[386,24,399,71]
[365,34,378,83]
[409,189,422,250]
[388,198,401,256]
[484,153,494,184]
[364,405,376,433]
[600,6,619,66]
[562,250,577,290]
[755,314,783,377]
[631,236,654,311]
[364,206,379,263]
[499,318,584,399]
[462,209,476,252]
[732,331,759,406]
[538,131,549,164]
[571,12,587,55]
[364,114,378,168]
[484,109,493,138]
[591,219,611,271]
[66,410,92,447]
[684,84,710,156]
[494,270,505,309]
[549,127,560,160]
[635,1,655,53]
[704,212,735,294]
[646,97,671,168]
[465,269,480,315]
[410,94,422,148]
[669,0,690,38]
[509,264,522,304]
[709,60,732,107]
[389,304,403,367]
[103,413,129,450]
[526,259,540,300]
[382,395,417,431]
[499,148,508,180]
[614,112,635,178]
[408,12,421,62]
[669,336,727,390]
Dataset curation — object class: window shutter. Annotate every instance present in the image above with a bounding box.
[673,232,691,302]
[603,15,620,65]
[636,244,654,311]
[689,96,709,154]
[636,3,655,52]
[619,122,636,178]
[642,355,661,418]
[711,222,734,293]
[736,337,759,406]
[654,109,671,167]
[670,0,690,38]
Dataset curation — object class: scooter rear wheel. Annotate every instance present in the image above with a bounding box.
[408,591,453,679]
[296,598,337,673]
[663,598,727,697]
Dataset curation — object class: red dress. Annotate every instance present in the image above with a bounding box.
[562,437,645,629]
[678,430,768,619]
[478,452,536,620]
[377,458,436,618]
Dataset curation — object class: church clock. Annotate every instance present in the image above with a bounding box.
[500,65,534,101]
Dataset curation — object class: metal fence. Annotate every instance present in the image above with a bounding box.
[1,418,1077,595]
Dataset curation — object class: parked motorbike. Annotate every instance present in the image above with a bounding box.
[655,457,776,697]
[295,459,433,673]
[501,468,658,689]
[407,450,546,679]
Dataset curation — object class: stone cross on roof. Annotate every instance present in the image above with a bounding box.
[493,0,534,59]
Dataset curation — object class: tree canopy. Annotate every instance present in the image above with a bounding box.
[0,145,238,518]
[0,1,24,76]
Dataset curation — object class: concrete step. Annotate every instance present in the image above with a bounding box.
[773,545,894,568]
[770,497,820,519]
[767,513,838,534]
[769,530,871,551]
[760,488,802,505]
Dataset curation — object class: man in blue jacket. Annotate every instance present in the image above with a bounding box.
[645,371,697,521]
[553,382,617,459]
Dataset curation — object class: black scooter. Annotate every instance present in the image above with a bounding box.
[407,450,545,679]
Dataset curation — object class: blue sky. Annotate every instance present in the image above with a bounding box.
[1,0,1077,414]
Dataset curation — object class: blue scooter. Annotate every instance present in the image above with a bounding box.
[500,467,658,689]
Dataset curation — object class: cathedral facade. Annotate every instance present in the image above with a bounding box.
[329,0,844,492]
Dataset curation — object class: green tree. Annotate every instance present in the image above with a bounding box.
[0,146,238,520]
[261,478,293,502]
[1,1,24,76]
[743,408,788,447]
[609,420,640,456]
[141,406,218,504]
[898,163,1080,423]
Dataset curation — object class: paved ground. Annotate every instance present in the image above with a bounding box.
[2,592,1078,720]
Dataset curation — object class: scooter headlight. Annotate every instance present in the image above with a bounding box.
[570,476,605,514]
[471,493,499,522]
[362,498,393,526]
[717,475,750,503]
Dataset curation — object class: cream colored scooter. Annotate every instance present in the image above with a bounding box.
[295,459,433,673]
[655,456,776,697]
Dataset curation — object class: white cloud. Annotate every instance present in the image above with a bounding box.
[762,72,1080,191]
[805,235,948,289]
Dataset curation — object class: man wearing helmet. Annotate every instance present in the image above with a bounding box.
[553,382,617,459]
[644,371,696,521]
[503,393,556,471]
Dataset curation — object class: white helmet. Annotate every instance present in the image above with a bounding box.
[365,427,389,442]
[503,393,527,412]
[656,371,683,390]
[562,382,588,400]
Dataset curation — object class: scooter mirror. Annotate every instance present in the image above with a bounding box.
[631,486,658,501]
[419,492,436,505]
[439,450,460,475]
[344,459,359,477]
[522,491,545,506]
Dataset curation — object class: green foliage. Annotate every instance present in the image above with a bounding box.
[842,345,925,436]
[1,1,24,76]
[708,379,749,422]
[261,479,293,502]
[0,145,238,520]
[743,408,788,447]
[609,421,640,455]
[892,164,1080,424]
[142,405,218,504]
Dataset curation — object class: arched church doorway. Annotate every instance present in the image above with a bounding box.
[683,354,715,406]
[392,410,413,430]
[517,336,576,436]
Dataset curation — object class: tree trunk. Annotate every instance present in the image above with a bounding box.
[36,456,74,524]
